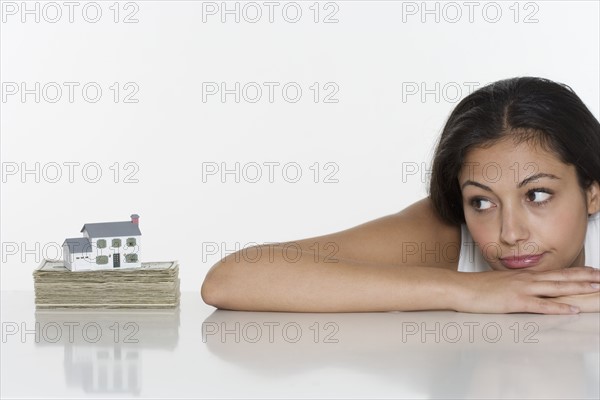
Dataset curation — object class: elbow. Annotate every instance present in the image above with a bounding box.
[201,245,268,309]
[200,277,220,308]
[201,253,241,308]
[201,263,226,308]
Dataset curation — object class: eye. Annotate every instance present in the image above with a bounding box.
[526,188,553,206]
[470,198,494,212]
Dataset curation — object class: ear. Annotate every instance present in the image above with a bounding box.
[586,181,600,216]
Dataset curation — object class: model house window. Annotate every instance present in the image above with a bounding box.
[126,238,136,247]
[112,238,122,248]
[97,239,106,248]
[125,253,138,263]
[96,255,109,264]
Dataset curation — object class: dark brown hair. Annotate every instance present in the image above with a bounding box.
[428,76,600,225]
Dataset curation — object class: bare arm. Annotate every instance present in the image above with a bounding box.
[201,197,465,312]
[201,251,600,313]
[201,247,465,312]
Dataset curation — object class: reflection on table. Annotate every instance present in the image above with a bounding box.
[35,308,180,395]
[202,310,600,399]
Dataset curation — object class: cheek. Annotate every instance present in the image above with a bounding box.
[468,223,492,243]
[542,209,586,247]
[470,232,497,260]
[465,222,499,254]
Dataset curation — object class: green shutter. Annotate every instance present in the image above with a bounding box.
[126,238,136,247]
[97,239,106,248]
[125,253,138,263]
[96,255,109,265]
[112,238,122,248]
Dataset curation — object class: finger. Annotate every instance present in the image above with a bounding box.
[535,267,600,282]
[553,293,600,313]
[521,297,580,315]
[529,280,600,297]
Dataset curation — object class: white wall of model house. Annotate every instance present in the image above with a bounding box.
[63,214,142,271]
[64,236,142,271]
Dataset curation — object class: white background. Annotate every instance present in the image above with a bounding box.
[1,0,599,291]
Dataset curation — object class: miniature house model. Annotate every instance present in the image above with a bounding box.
[63,214,142,271]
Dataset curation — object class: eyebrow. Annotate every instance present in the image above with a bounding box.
[461,173,561,192]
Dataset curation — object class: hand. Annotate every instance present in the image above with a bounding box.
[456,266,600,314]
[549,292,600,313]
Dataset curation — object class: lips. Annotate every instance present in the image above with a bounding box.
[500,252,546,269]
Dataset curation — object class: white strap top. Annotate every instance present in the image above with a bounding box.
[458,212,600,272]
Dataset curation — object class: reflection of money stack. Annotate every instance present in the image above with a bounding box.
[35,308,180,394]
[33,259,180,309]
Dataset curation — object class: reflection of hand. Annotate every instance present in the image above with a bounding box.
[551,292,600,313]
[458,267,600,314]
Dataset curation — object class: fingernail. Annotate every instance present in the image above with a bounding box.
[591,283,600,289]
[570,306,580,313]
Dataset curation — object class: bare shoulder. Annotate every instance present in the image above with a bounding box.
[279,196,461,270]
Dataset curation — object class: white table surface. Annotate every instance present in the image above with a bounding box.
[1,291,598,399]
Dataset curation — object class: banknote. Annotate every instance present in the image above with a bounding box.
[33,259,180,309]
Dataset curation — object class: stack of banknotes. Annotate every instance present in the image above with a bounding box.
[33,259,180,309]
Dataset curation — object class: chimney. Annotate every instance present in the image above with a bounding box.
[131,214,140,224]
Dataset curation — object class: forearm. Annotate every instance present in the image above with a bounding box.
[201,245,466,312]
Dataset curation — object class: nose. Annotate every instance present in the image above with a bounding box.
[499,205,529,247]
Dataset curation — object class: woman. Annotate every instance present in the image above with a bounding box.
[201,77,600,314]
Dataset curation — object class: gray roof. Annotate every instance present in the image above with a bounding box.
[80,221,142,238]
[63,237,92,254]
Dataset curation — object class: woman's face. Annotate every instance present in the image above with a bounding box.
[458,136,600,272]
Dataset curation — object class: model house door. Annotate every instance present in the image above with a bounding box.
[114,253,121,268]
